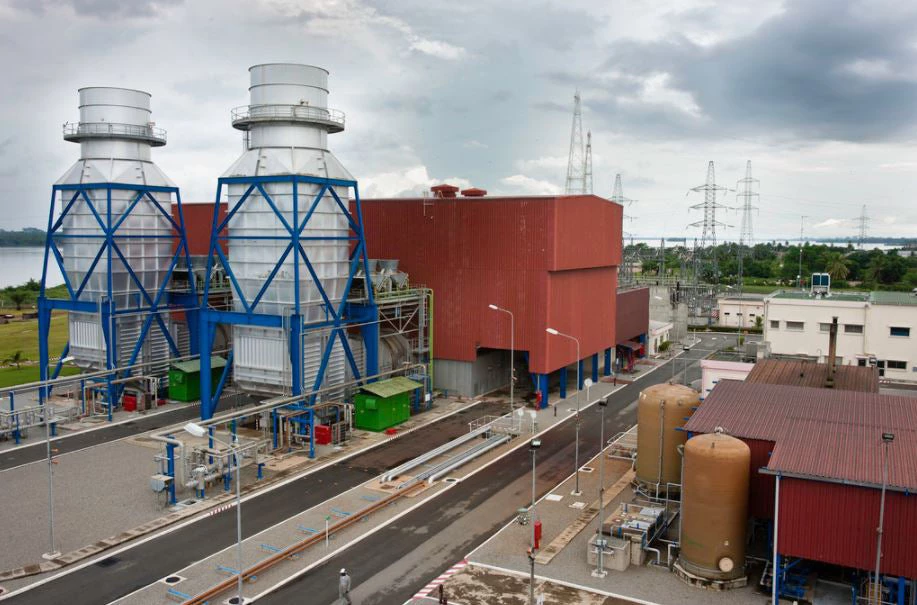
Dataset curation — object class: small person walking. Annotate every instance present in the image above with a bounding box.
[438,583,447,604]
[339,568,352,605]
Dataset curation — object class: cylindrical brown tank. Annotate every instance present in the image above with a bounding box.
[636,383,699,492]
[679,432,750,581]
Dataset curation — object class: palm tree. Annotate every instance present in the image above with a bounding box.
[824,252,850,281]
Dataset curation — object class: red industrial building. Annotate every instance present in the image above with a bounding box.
[360,187,625,402]
[685,380,917,600]
[615,287,649,372]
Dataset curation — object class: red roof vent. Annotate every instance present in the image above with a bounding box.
[430,184,459,198]
[461,187,487,197]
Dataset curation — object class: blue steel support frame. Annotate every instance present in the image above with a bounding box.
[536,373,549,409]
[603,348,612,376]
[591,353,599,383]
[577,359,585,389]
[559,367,567,399]
[199,175,379,440]
[38,183,197,416]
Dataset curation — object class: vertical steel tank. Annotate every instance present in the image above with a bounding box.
[224,64,350,395]
[679,431,750,581]
[635,383,699,492]
[57,87,175,369]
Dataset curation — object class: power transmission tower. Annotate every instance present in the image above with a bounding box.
[612,174,637,285]
[798,215,808,289]
[735,160,759,293]
[855,204,870,248]
[564,91,585,194]
[688,161,729,283]
[583,131,593,194]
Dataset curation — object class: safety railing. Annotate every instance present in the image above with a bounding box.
[63,121,167,143]
[231,104,345,129]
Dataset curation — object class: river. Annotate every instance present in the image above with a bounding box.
[0,247,63,288]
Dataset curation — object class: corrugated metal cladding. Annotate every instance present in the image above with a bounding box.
[616,287,650,342]
[172,202,227,255]
[746,358,878,392]
[779,478,917,578]
[358,195,622,375]
[746,438,776,519]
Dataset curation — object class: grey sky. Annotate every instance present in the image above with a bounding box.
[1,0,915,241]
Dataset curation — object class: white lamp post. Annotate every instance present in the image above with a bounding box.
[546,328,582,495]
[874,432,895,605]
[488,304,515,414]
[41,403,60,560]
[185,422,244,604]
[528,437,541,605]
[592,395,610,577]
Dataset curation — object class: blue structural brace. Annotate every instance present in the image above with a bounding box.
[536,374,549,409]
[38,183,197,418]
[591,353,599,383]
[603,348,612,377]
[577,359,585,389]
[198,175,379,459]
[559,367,567,399]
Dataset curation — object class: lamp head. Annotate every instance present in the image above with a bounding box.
[183,422,207,438]
[882,432,895,443]
[599,395,609,407]
[530,438,542,449]
[488,304,499,310]
[546,328,559,335]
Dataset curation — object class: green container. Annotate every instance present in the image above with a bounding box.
[352,377,422,431]
[168,356,227,402]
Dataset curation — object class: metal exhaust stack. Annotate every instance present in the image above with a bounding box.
[825,316,838,388]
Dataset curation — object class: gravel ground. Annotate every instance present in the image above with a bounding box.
[0,439,162,570]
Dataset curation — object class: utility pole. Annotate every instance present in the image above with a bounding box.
[856,204,870,249]
[797,216,807,289]
[612,174,636,285]
[564,91,585,194]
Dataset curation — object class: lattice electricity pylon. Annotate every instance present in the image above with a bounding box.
[688,161,730,282]
[198,175,378,421]
[38,183,198,410]
[564,91,585,194]
[583,131,593,194]
[855,204,870,247]
[735,160,759,291]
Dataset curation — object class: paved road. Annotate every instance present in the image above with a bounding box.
[3,400,509,605]
[0,393,257,471]
[261,338,724,605]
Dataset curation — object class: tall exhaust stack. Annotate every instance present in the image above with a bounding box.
[45,87,189,372]
[215,64,362,399]
[825,316,838,388]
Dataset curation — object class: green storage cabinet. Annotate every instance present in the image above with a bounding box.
[168,356,227,402]
[353,377,422,431]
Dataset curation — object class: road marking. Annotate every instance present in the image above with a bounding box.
[1,399,487,602]
[412,559,468,599]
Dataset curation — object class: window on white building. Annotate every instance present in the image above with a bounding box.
[770,320,779,329]
[786,321,805,331]
[887,360,907,370]
[844,324,863,334]
[819,323,831,332]
[890,326,911,337]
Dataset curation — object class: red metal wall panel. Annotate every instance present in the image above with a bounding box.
[747,438,776,519]
[616,287,649,343]
[173,202,226,255]
[778,478,917,578]
[359,195,621,375]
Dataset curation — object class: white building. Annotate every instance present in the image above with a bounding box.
[647,319,674,356]
[763,290,917,382]
[700,358,754,399]
[716,296,765,328]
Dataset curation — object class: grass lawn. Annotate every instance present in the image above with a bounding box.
[0,364,81,388]
[0,311,68,363]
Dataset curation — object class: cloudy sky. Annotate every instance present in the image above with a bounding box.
[1,0,916,241]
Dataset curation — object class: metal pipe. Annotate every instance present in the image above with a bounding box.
[645,546,662,565]
[593,397,608,578]
[772,473,780,605]
[424,434,509,485]
[383,424,489,483]
[44,403,57,558]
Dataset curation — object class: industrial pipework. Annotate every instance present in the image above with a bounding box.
[39,86,197,418]
[198,63,379,425]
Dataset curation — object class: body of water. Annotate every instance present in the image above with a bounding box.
[0,247,63,288]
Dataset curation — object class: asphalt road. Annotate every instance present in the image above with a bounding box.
[260,337,724,605]
[2,400,509,605]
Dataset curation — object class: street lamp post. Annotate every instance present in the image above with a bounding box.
[528,437,542,605]
[592,395,610,578]
[185,423,244,604]
[874,432,895,605]
[488,304,515,414]
[546,328,582,495]
[42,403,60,560]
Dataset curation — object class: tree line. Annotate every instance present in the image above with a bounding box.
[0,228,46,247]
[632,242,917,290]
